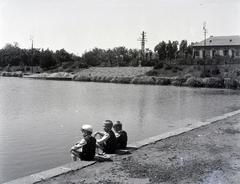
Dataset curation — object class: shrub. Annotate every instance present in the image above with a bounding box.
[78,63,88,68]
[18,73,23,77]
[163,64,171,70]
[73,75,91,81]
[184,74,192,79]
[170,77,187,85]
[155,77,171,85]
[178,67,183,71]
[12,73,18,77]
[234,69,240,77]
[237,80,240,89]
[100,76,107,82]
[171,80,182,86]
[145,70,158,76]
[95,76,103,82]
[131,77,155,85]
[151,58,160,64]
[172,66,178,73]
[144,60,156,66]
[200,69,210,78]
[110,77,132,84]
[130,58,140,67]
[224,78,238,89]
[183,77,204,87]
[100,76,113,82]
[96,76,103,82]
[57,66,64,72]
[62,62,69,69]
[209,65,220,75]
[194,58,204,65]
[153,62,163,69]
[202,77,224,88]
[1,72,11,77]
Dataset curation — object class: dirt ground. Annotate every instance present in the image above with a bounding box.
[39,114,240,184]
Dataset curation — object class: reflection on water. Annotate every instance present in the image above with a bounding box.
[1,77,240,183]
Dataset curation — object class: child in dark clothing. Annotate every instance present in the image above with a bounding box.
[113,121,128,149]
[93,120,117,154]
[70,124,96,161]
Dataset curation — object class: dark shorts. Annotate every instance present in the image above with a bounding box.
[72,151,95,161]
[117,142,127,149]
[102,145,116,154]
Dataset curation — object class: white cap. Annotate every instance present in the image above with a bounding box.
[81,124,93,133]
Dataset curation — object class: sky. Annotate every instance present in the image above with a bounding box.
[0,0,239,55]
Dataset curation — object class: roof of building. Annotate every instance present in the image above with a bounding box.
[193,35,240,47]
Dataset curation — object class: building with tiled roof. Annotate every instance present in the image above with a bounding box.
[192,35,240,59]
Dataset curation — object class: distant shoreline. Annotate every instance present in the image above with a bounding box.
[1,66,240,89]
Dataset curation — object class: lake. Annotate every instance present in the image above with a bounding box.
[1,77,240,183]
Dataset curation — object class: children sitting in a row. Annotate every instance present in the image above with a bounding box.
[70,120,128,161]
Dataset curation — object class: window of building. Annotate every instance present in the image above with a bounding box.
[195,51,199,56]
[212,50,216,57]
[231,50,235,58]
[214,50,219,56]
[224,50,229,56]
[206,50,210,57]
[236,49,240,56]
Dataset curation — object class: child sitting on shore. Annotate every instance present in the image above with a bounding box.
[113,121,128,149]
[70,124,96,161]
[93,120,117,154]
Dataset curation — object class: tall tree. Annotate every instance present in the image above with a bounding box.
[39,49,56,68]
[2,43,22,66]
[106,49,115,66]
[172,41,179,59]
[81,47,104,66]
[185,43,193,58]
[166,40,174,60]
[55,48,72,65]
[154,41,166,60]
[112,46,128,66]
[179,40,188,54]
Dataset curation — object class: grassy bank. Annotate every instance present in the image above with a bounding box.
[2,65,240,89]
[71,66,240,89]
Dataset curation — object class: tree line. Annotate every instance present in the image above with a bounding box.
[0,39,193,71]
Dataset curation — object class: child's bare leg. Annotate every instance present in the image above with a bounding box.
[71,153,77,161]
[96,142,104,154]
[70,150,79,161]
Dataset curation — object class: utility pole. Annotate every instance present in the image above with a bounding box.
[30,36,34,73]
[137,31,147,59]
[203,21,207,77]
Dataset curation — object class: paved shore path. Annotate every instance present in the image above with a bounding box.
[6,110,240,184]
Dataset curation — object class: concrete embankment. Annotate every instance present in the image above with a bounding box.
[5,109,240,184]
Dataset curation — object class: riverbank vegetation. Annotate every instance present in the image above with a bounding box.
[0,40,196,71]
[1,41,240,89]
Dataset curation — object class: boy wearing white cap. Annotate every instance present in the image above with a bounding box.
[70,124,96,161]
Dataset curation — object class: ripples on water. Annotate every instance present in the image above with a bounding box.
[1,77,240,183]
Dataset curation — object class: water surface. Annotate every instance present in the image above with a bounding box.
[1,77,240,183]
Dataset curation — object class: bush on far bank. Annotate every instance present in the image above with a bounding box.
[153,62,163,69]
[110,76,132,84]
